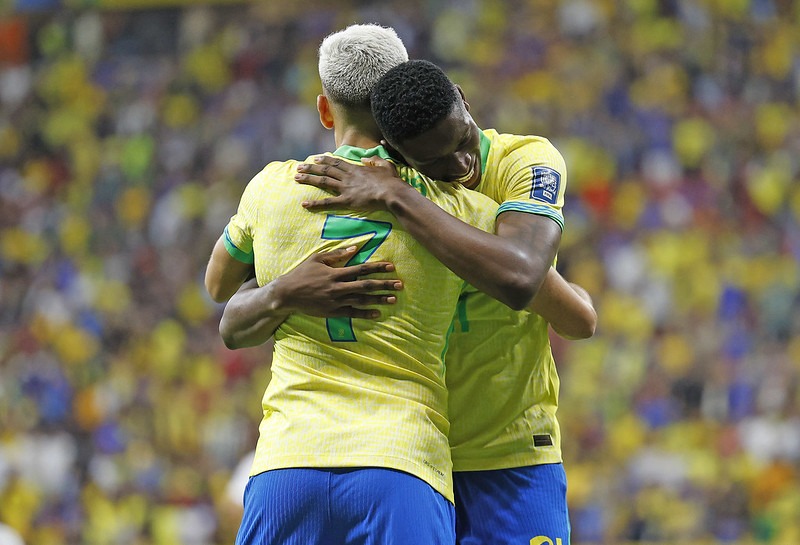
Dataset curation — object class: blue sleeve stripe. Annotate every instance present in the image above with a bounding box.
[223,226,255,264]
[497,202,564,231]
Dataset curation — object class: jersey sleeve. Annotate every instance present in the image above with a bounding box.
[223,171,264,264]
[496,139,566,231]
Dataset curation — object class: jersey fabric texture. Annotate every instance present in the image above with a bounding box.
[235,467,455,545]
[224,144,498,502]
[447,129,568,472]
[452,463,569,545]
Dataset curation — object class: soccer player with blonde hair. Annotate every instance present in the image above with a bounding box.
[206,25,501,544]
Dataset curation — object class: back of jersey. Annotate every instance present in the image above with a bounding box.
[224,145,498,502]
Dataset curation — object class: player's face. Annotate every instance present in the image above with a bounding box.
[390,100,483,189]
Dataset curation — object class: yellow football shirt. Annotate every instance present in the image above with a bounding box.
[447,129,568,471]
[224,144,498,501]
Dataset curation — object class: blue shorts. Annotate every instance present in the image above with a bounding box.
[453,463,570,545]
[235,467,455,545]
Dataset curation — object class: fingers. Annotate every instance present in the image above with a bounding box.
[361,156,392,169]
[295,158,348,193]
[315,246,358,266]
[358,278,402,291]
[312,250,399,283]
[295,172,340,194]
[326,275,403,300]
[342,293,399,307]
[310,155,349,169]
[337,278,403,293]
[335,266,403,290]
[300,196,348,210]
[334,260,396,277]
[296,156,350,180]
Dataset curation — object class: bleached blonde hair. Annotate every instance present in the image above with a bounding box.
[318,24,408,107]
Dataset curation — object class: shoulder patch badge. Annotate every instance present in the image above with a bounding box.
[530,166,561,205]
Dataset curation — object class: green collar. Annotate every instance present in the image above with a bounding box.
[334,136,489,177]
[479,129,490,178]
[333,144,394,162]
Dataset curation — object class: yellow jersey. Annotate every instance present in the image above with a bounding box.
[447,129,568,471]
[224,144,498,501]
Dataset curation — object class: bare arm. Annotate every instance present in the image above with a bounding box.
[296,157,560,310]
[384,193,560,311]
[531,268,597,340]
[205,235,254,303]
[220,278,286,348]
[219,247,403,349]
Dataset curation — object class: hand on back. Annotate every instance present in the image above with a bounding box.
[295,155,409,212]
[275,246,403,319]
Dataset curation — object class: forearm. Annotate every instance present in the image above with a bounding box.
[385,186,557,310]
[218,246,403,349]
[219,279,289,349]
[529,268,597,340]
[294,156,560,309]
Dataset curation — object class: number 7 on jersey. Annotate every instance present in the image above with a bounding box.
[321,215,393,342]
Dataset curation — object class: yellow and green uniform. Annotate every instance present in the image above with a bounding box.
[224,144,498,502]
[447,129,567,471]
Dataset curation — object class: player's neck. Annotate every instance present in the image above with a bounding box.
[335,125,382,150]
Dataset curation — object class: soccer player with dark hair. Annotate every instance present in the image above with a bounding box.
[295,58,594,545]
[206,25,503,544]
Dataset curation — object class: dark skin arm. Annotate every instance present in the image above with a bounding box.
[295,155,560,311]
[205,236,403,307]
[218,246,403,349]
[531,268,596,339]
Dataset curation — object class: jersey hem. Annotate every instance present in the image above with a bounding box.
[250,455,454,503]
[452,451,563,473]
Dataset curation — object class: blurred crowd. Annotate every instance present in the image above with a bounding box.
[0,1,798,544]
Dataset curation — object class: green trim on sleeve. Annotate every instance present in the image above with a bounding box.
[496,202,564,232]
[223,226,255,264]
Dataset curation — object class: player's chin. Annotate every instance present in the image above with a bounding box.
[447,163,476,186]
[459,162,481,189]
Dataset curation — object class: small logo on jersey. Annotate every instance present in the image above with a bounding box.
[422,459,445,479]
[533,434,553,447]
[530,167,560,204]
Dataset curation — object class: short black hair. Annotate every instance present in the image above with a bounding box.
[371,59,460,144]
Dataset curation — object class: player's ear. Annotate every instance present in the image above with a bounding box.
[455,85,470,112]
[317,95,335,129]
